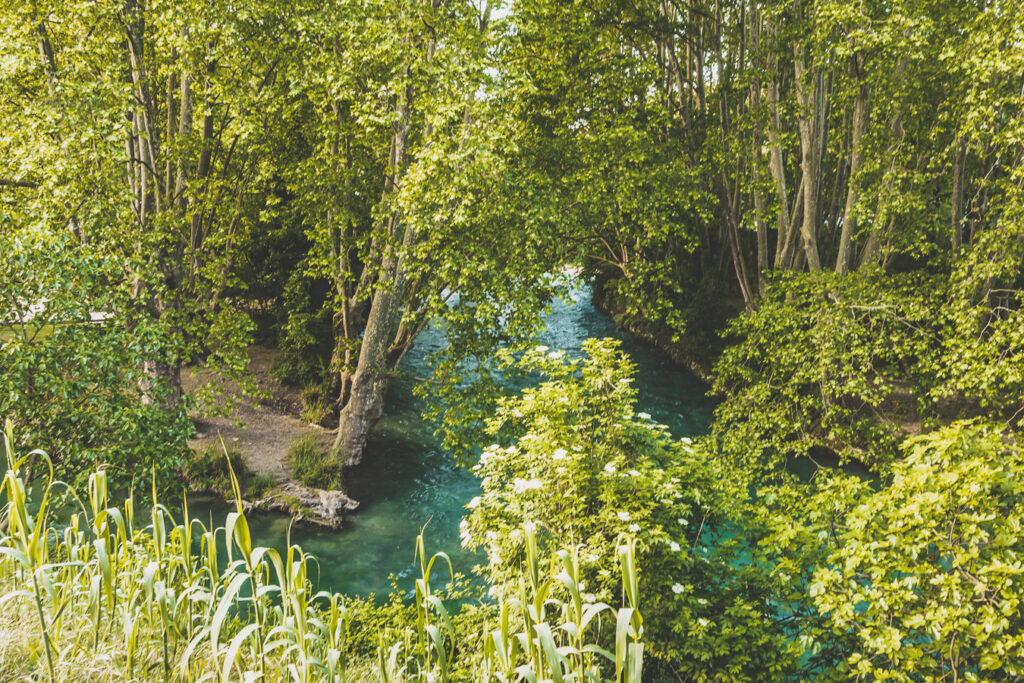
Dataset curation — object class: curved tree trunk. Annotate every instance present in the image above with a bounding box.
[333,84,415,466]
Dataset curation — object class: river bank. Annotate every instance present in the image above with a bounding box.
[192,281,717,596]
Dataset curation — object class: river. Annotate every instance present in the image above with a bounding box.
[218,282,717,596]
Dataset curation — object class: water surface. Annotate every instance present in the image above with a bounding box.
[207,283,716,596]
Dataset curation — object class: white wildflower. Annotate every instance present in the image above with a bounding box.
[604,463,617,474]
[680,436,692,444]
[617,511,630,521]
[698,618,709,628]
[628,469,640,477]
[678,518,688,526]
[669,541,681,552]
[552,448,568,460]
[637,412,651,420]
[671,583,685,594]
[547,350,565,360]
[467,496,482,509]
[512,477,543,494]
[534,345,549,352]
[628,524,640,533]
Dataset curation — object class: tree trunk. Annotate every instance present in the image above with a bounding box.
[951,135,967,252]
[836,76,868,275]
[794,47,823,270]
[767,77,794,268]
[333,85,414,466]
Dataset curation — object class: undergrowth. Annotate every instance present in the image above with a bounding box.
[0,423,646,681]
[287,433,344,489]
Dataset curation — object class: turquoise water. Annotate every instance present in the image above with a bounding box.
[199,283,717,596]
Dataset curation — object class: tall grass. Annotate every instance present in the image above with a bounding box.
[0,422,645,681]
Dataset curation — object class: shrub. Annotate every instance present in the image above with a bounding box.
[464,339,797,679]
[287,433,343,489]
[248,472,278,499]
[809,423,1024,680]
[300,384,333,426]
[183,443,254,497]
[712,270,949,471]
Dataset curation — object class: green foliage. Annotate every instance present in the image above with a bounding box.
[463,338,797,679]
[713,268,1024,473]
[248,472,278,500]
[713,270,948,469]
[0,230,192,493]
[270,267,334,388]
[300,385,334,426]
[0,428,646,682]
[287,434,343,489]
[183,444,255,498]
[812,423,1024,680]
[753,422,1024,680]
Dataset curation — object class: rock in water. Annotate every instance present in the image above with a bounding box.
[244,482,359,528]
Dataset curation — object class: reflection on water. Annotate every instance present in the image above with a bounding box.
[196,282,717,596]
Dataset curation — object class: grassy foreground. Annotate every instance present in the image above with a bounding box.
[0,425,644,682]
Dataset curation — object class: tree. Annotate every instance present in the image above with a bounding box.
[0,0,291,411]
[0,229,190,492]
[268,0,561,465]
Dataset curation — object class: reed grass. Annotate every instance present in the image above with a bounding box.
[0,422,645,681]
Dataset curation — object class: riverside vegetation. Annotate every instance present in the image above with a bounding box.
[2,0,1024,680]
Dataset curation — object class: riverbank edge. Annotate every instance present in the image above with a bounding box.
[589,276,737,385]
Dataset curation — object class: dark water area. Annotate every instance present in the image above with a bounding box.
[196,282,718,597]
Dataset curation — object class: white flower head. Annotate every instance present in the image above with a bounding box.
[617,511,630,521]
[669,541,681,552]
[628,469,640,477]
[671,583,685,594]
[534,345,549,353]
[628,523,640,533]
[637,412,651,420]
[512,477,544,494]
[552,448,568,461]
[547,350,565,360]
[604,463,617,474]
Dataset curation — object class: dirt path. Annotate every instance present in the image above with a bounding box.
[184,346,331,479]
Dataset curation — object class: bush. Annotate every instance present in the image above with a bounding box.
[464,339,797,679]
[287,433,343,489]
[248,472,278,499]
[300,384,333,426]
[183,443,254,497]
[712,270,948,471]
